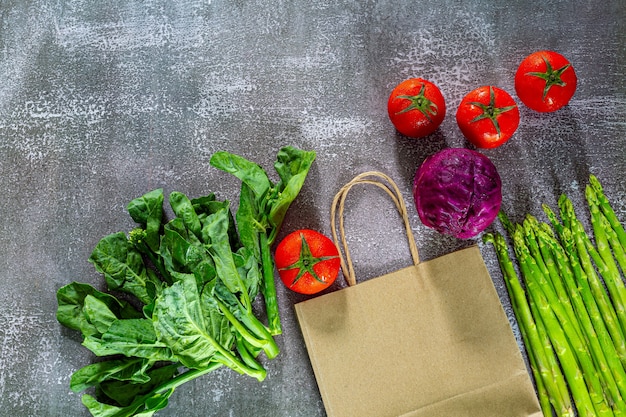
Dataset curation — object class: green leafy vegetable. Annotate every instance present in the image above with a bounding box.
[57,147,315,416]
[210,145,316,334]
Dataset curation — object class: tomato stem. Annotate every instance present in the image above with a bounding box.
[395,83,439,121]
[468,86,517,137]
[526,57,572,100]
[279,232,339,286]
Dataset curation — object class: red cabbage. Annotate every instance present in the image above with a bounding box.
[413,148,502,239]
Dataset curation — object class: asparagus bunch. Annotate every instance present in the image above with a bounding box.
[484,175,626,417]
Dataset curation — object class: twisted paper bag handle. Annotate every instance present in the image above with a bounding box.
[330,171,420,287]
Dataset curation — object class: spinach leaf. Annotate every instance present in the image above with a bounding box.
[169,192,202,240]
[70,358,152,392]
[56,282,141,337]
[236,182,263,261]
[159,220,209,274]
[210,146,316,335]
[209,151,272,206]
[152,274,265,379]
[268,146,317,244]
[203,206,247,296]
[89,232,161,305]
[83,295,119,335]
[152,274,228,369]
[97,363,179,407]
[82,319,174,362]
[126,189,164,253]
[192,194,241,251]
[82,388,173,417]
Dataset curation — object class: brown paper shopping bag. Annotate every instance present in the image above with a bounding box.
[295,171,541,417]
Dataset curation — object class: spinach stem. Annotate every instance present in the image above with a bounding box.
[260,231,282,335]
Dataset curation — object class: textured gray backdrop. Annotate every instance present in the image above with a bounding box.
[0,1,624,416]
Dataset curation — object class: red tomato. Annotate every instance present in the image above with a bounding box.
[455,86,520,149]
[274,229,341,295]
[387,78,446,138]
[515,50,577,112]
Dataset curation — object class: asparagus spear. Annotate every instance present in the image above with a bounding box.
[589,175,626,252]
[603,213,626,277]
[524,215,582,342]
[485,232,573,416]
[510,227,598,416]
[559,195,626,368]
[559,225,626,412]
[517,227,614,416]
[586,185,626,336]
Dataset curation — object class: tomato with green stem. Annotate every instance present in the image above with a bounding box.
[387,78,446,138]
[515,50,577,113]
[456,85,520,149]
[275,229,340,295]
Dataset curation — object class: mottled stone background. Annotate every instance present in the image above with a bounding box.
[0,1,624,416]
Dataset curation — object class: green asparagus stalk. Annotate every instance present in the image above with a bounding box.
[485,232,573,416]
[531,303,569,417]
[589,175,626,252]
[586,185,626,336]
[559,226,626,412]
[513,227,603,416]
[518,227,615,416]
[544,201,626,404]
[603,213,626,277]
[524,215,582,342]
[559,195,626,368]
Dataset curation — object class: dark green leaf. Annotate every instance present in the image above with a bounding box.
[56,282,141,337]
[152,274,233,370]
[203,207,247,296]
[268,147,316,243]
[83,319,173,361]
[82,387,174,417]
[98,364,179,407]
[169,191,202,240]
[84,295,119,335]
[190,193,217,215]
[70,357,152,392]
[126,189,164,253]
[159,220,209,275]
[89,232,161,305]
[234,247,261,300]
[235,182,262,260]
[209,151,272,206]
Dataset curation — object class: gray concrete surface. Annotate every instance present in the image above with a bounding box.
[0,1,624,416]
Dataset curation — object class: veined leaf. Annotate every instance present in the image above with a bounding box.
[159,221,209,274]
[152,274,231,369]
[56,282,141,337]
[209,151,272,206]
[98,364,180,408]
[235,182,262,261]
[83,319,173,361]
[268,147,316,244]
[126,189,164,252]
[169,192,202,240]
[70,357,152,392]
[193,195,241,250]
[89,232,160,305]
[83,295,119,335]
[82,388,173,417]
[203,207,247,297]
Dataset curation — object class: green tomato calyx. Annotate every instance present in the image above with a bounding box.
[526,57,571,100]
[395,83,438,121]
[279,233,338,286]
[468,86,516,137]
